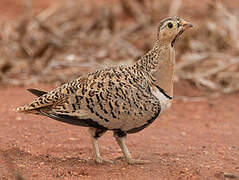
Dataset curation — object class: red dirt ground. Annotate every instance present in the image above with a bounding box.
[0,0,239,179]
[0,84,239,179]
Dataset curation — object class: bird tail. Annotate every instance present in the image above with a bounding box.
[14,88,48,114]
[15,106,40,114]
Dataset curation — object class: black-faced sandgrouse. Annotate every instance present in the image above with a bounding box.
[16,17,193,164]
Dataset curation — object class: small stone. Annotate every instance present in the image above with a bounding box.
[96,50,107,58]
[66,54,76,61]
[204,151,209,155]
[72,171,79,176]
[181,132,186,136]
[16,116,22,120]
[69,137,78,141]
[17,163,25,168]
[33,173,38,177]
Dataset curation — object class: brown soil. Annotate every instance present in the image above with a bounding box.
[0,0,239,179]
[0,84,239,179]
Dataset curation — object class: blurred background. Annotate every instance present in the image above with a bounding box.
[1,1,239,179]
[0,0,239,97]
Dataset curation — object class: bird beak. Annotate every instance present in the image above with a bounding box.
[181,20,193,30]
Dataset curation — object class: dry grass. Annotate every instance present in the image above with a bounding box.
[0,0,238,94]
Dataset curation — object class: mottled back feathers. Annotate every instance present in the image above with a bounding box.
[17,65,162,132]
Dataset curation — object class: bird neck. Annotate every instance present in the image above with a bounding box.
[135,40,175,98]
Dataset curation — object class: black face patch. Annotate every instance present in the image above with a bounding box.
[171,29,185,47]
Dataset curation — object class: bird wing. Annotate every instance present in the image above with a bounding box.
[17,66,161,131]
[47,66,161,131]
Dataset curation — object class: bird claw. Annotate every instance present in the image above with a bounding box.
[95,157,114,164]
[126,158,150,164]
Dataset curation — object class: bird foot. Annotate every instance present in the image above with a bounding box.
[95,157,114,164]
[126,158,150,164]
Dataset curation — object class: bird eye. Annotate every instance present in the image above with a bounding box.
[168,22,173,29]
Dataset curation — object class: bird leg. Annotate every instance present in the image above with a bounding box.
[88,127,114,164]
[113,131,150,164]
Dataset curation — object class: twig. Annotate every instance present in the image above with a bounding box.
[223,172,239,179]
[169,0,182,16]
[174,95,207,102]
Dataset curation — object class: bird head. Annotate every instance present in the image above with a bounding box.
[157,17,193,47]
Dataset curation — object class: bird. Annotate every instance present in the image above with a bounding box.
[16,17,193,164]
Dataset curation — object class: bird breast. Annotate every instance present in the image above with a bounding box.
[150,86,172,112]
